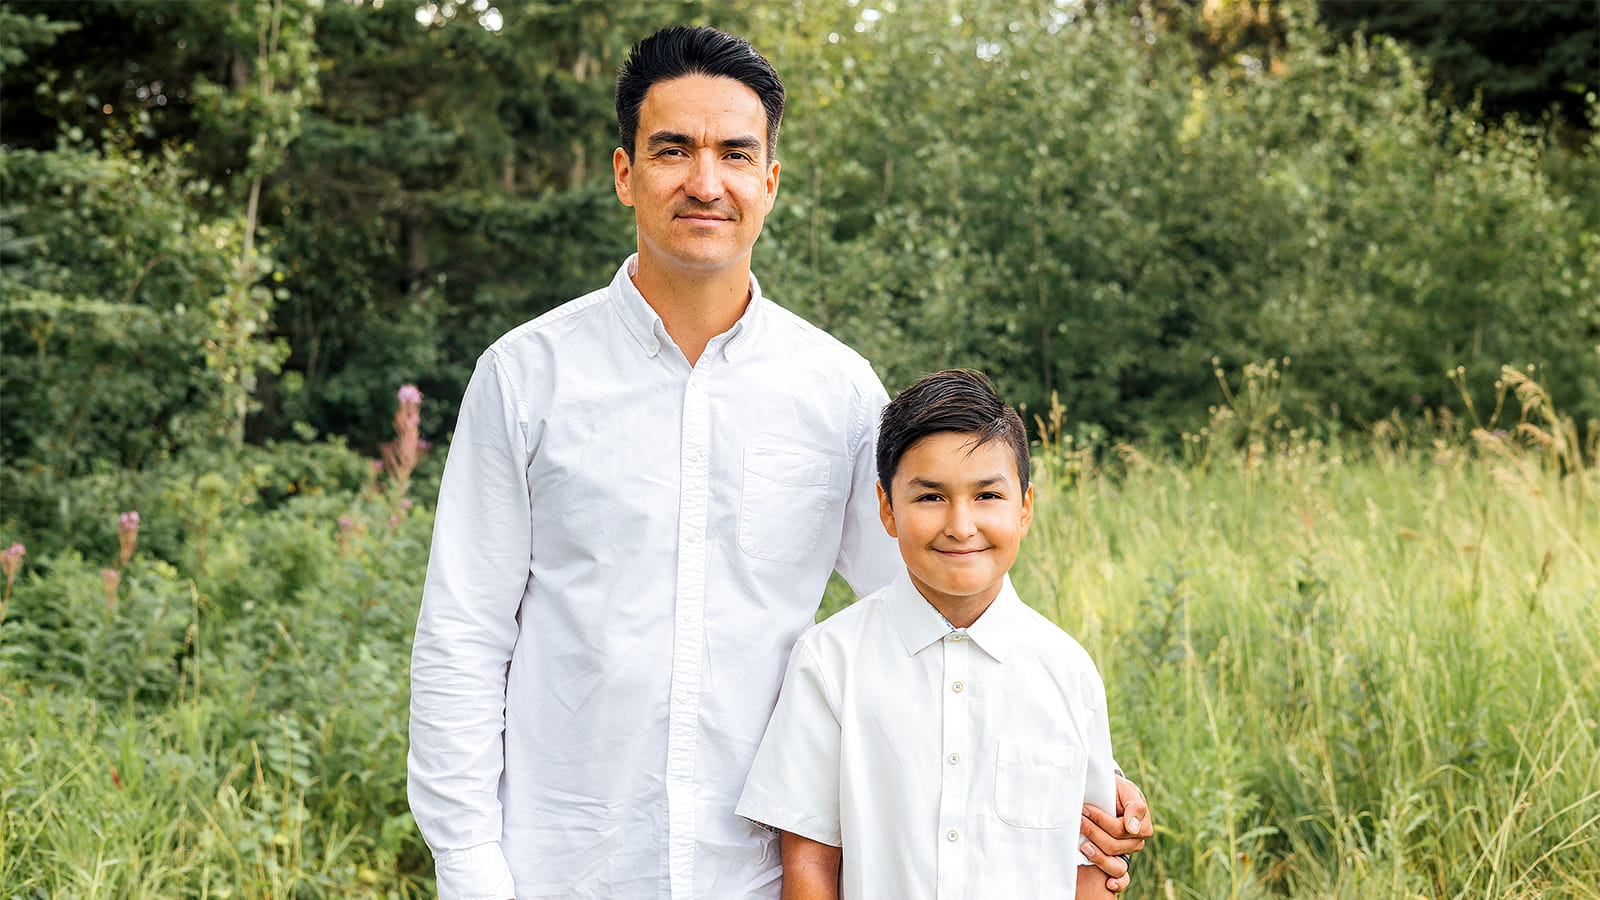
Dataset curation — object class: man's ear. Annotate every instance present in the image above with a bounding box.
[763,157,780,213]
[877,482,898,539]
[1019,484,1034,536]
[614,147,635,207]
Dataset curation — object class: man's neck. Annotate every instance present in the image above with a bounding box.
[630,259,753,366]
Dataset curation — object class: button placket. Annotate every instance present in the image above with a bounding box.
[935,632,970,900]
[665,365,712,900]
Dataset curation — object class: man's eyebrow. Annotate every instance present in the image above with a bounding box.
[643,131,764,155]
[719,135,762,153]
[644,131,694,152]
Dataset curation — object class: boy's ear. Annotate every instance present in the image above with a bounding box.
[1019,484,1034,535]
[877,482,899,539]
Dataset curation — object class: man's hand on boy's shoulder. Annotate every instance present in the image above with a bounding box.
[1079,773,1155,892]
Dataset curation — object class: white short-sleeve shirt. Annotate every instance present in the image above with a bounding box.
[736,570,1117,900]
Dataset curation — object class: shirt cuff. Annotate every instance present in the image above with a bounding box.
[432,841,515,900]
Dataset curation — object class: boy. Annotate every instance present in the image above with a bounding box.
[736,369,1120,899]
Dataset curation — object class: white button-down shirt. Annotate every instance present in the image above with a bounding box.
[736,571,1117,900]
[408,257,899,900]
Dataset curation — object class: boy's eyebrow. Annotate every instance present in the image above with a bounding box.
[906,474,1009,491]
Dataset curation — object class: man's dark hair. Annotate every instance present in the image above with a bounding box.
[877,369,1031,503]
[615,26,785,160]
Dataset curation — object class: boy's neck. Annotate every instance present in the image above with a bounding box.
[910,578,1004,630]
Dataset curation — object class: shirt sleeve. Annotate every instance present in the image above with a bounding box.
[407,349,530,900]
[735,637,845,847]
[834,368,899,596]
[1076,665,1118,869]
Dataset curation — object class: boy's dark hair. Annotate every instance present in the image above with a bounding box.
[877,369,1030,502]
[615,26,785,160]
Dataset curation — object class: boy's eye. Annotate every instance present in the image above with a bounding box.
[914,493,943,503]
[977,491,1003,501]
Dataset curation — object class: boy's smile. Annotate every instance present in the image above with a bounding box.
[878,431,1033,625]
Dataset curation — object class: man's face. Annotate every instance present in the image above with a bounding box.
[613,74,780,280]
[878,432,1034,613]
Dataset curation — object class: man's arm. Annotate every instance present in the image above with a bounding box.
[833,370,899,595]
[408,350,533,900]
[780,831,841,900]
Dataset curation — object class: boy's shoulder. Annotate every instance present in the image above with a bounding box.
[794,583,896,655]
[999,586,1103,679]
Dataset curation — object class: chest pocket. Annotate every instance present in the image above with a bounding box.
[995,741,1084,829]
[738,448,836,565]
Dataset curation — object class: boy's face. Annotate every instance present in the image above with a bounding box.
[877,431,1033,613]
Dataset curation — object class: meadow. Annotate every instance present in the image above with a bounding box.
[3,368,1597,899]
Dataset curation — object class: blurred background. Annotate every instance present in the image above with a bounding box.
[2,1,1597,897]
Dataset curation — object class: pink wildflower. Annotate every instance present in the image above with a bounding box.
[400,499,414,511]
[382,382,423,494]
[117,511,140,566]
[1,543,24,583]
[101,569,121,612]
[388,514,400,528]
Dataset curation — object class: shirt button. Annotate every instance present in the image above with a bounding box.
[949,634,964,641]
[948,753,960,765]
[946,830,960,842]
[951,681,965,693]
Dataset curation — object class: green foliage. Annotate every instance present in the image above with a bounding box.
[1,146,286,476]
[754,1,1599,436]
[1318,0,1600,133]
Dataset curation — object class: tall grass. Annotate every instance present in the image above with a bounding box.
[6,370,1597,897]
[1010,368,1600,899]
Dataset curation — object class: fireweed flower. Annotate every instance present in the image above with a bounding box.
[382,383,424,492]
[101,569,121,612]
[1,543,23,613]
[2,543,24,584]
[338,516,354,556]
[117,511,140,566]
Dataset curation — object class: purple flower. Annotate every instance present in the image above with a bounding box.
[416,439,433,451]
[398,384,423,407]
[400,499,414,510]
[338,517,354,531]
[1,543,23,583]
[119,511,140,531]
[388,514,400,527]
[370,459,385,472]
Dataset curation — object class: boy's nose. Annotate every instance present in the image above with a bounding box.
[943,505,977,540]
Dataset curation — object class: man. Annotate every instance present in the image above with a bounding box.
[408,26,1151,900]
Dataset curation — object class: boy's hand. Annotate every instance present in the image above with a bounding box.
[780,830,842,900]
[1079,773,1154,892]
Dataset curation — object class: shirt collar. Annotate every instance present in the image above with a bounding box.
[885,569,1025,662]
[609,254,766,362]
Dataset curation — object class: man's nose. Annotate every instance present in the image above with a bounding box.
[684,153,723,201]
